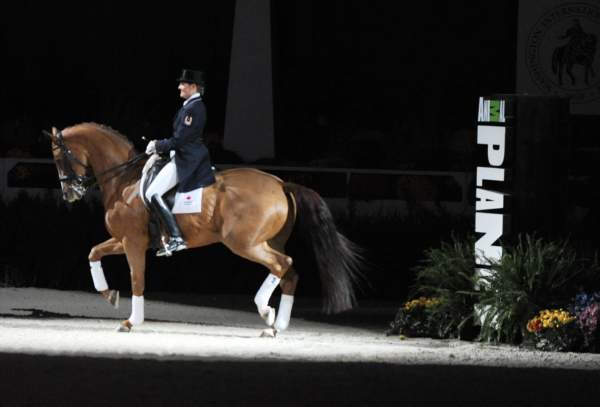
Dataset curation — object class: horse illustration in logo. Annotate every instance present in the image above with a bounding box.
[552,19,597,86]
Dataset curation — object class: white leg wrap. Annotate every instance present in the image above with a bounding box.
[129,295,145,326]
[274,294,294,332]
[90,261,108,292]
[254,274,281,316]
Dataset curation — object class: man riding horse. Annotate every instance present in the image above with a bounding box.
[46,72,363,335]
[145,69,215,256]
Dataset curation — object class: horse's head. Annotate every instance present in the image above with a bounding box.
[45,127,94,202]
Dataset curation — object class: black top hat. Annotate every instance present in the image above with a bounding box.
[177,69,205,86]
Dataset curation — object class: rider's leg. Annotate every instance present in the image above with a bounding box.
[144,158,177,202]
[144,158,187,256]
[151,194,187,255]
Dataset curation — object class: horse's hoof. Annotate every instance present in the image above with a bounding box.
[260,307,276,327]
[260,328,277,338]
[116,320,132,333]
[107,290,120,309]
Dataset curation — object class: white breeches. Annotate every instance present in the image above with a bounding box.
[145,157,178,201]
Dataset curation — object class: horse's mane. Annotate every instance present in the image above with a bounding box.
[91,123,134,147]
[68,122,135,150]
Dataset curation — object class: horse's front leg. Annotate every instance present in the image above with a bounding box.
[88,237,124,308]
[117,236,148,333]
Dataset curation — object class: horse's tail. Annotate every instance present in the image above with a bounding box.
[283,182,364,314]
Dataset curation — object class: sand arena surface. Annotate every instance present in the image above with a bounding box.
[1,288,600,406]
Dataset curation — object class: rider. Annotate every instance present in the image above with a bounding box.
[145,69,216,256]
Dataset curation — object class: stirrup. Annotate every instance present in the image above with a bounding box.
[156,236,187,257]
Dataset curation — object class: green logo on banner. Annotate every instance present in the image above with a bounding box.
[478,97,505,123]
[489,100,501,122]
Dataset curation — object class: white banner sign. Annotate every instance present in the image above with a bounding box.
[517,0,600,114]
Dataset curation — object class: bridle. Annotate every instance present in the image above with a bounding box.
[44,129,147,198]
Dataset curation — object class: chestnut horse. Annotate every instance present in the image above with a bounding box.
[46,123,362,336]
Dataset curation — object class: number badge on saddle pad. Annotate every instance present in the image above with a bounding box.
[172,187,203,214]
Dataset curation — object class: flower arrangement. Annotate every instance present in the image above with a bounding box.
[475,235,598,344]
[386,296,445,338]
[526,309,580,352]
[388,234,600,351]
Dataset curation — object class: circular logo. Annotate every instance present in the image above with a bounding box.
[526,2,600,103]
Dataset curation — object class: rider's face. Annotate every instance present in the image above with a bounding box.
[178,82,198,100]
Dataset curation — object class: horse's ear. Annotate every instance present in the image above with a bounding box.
[42,127,58,141]
[42,128,54,140]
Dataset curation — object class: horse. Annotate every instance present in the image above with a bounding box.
[45,123,363,336]
[552,32,597,86]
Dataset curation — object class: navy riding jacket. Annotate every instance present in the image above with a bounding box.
[155,96,215,192]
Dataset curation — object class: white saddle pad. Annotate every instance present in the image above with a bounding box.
[172,188,203,214]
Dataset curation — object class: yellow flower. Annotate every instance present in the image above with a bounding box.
[530,309,575,331]
[403,296,442,311]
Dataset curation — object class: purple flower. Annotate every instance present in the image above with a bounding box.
[571,291,600,315]
[577,303,600,336]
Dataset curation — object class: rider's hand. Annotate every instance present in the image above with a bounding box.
[145,140,157,155]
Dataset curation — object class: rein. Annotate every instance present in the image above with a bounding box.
[44,129,147,189]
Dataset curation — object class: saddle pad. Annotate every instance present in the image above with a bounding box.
[172,187,203,214]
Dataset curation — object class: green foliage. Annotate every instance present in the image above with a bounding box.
[411,235,477,339]
[475,235,600,344]
[387,235,477,339]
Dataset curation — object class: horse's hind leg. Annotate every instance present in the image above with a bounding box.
[88,237,124,308]
[273,267,299,333]
[227,241,292,327]
[263,196,298,334]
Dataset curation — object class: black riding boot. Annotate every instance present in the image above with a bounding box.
[150,194,187,257]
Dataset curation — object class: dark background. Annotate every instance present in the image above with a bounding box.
[0,1,235,157]
[1,0,520,169]
[2,1,600,302]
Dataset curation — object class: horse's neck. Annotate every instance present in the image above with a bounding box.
[84,134,137,209]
